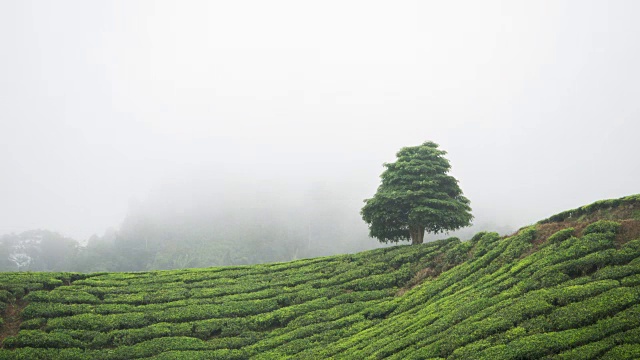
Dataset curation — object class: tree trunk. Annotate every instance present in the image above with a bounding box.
[409,226,425,245]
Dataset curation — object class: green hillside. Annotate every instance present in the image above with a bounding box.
[1,195,640,359]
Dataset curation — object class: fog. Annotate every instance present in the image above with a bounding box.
[1,1,640,269]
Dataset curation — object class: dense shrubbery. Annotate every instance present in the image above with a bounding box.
[548,227,575,244]
[538,194,640,224]
[583,220,621,235]
[1,202,640,359]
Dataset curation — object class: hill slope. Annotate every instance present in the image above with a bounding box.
[1,195,640,359]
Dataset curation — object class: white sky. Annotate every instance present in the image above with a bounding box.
[1,0,639,239]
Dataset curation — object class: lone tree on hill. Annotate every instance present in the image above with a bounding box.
[361,141,472,245]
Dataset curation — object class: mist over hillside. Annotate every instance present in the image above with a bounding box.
[0,174,514,272]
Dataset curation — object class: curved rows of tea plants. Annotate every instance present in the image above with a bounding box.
[1,195,640,359]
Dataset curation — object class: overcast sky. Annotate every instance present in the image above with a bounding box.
[1,1,639,240]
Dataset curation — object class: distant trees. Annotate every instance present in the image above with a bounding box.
[0,181,380,272]
[0,230,77,271]
[361,141,473,244]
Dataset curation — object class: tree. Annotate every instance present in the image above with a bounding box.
[361,141,472,244]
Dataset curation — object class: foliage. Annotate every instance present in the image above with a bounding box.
[538,194,640,224]
[361,141,472,244]
[547,227,575,244]
[583,220,621,235]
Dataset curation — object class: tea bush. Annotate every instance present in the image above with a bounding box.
[583,220,621,235]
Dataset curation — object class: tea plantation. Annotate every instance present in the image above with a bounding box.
[1,195,640,359]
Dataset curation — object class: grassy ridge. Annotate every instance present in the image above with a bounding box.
[1,195,640,359]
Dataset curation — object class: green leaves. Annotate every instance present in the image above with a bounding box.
[362,141,472,244]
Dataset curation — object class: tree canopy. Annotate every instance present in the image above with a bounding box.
[361,141,472,244]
